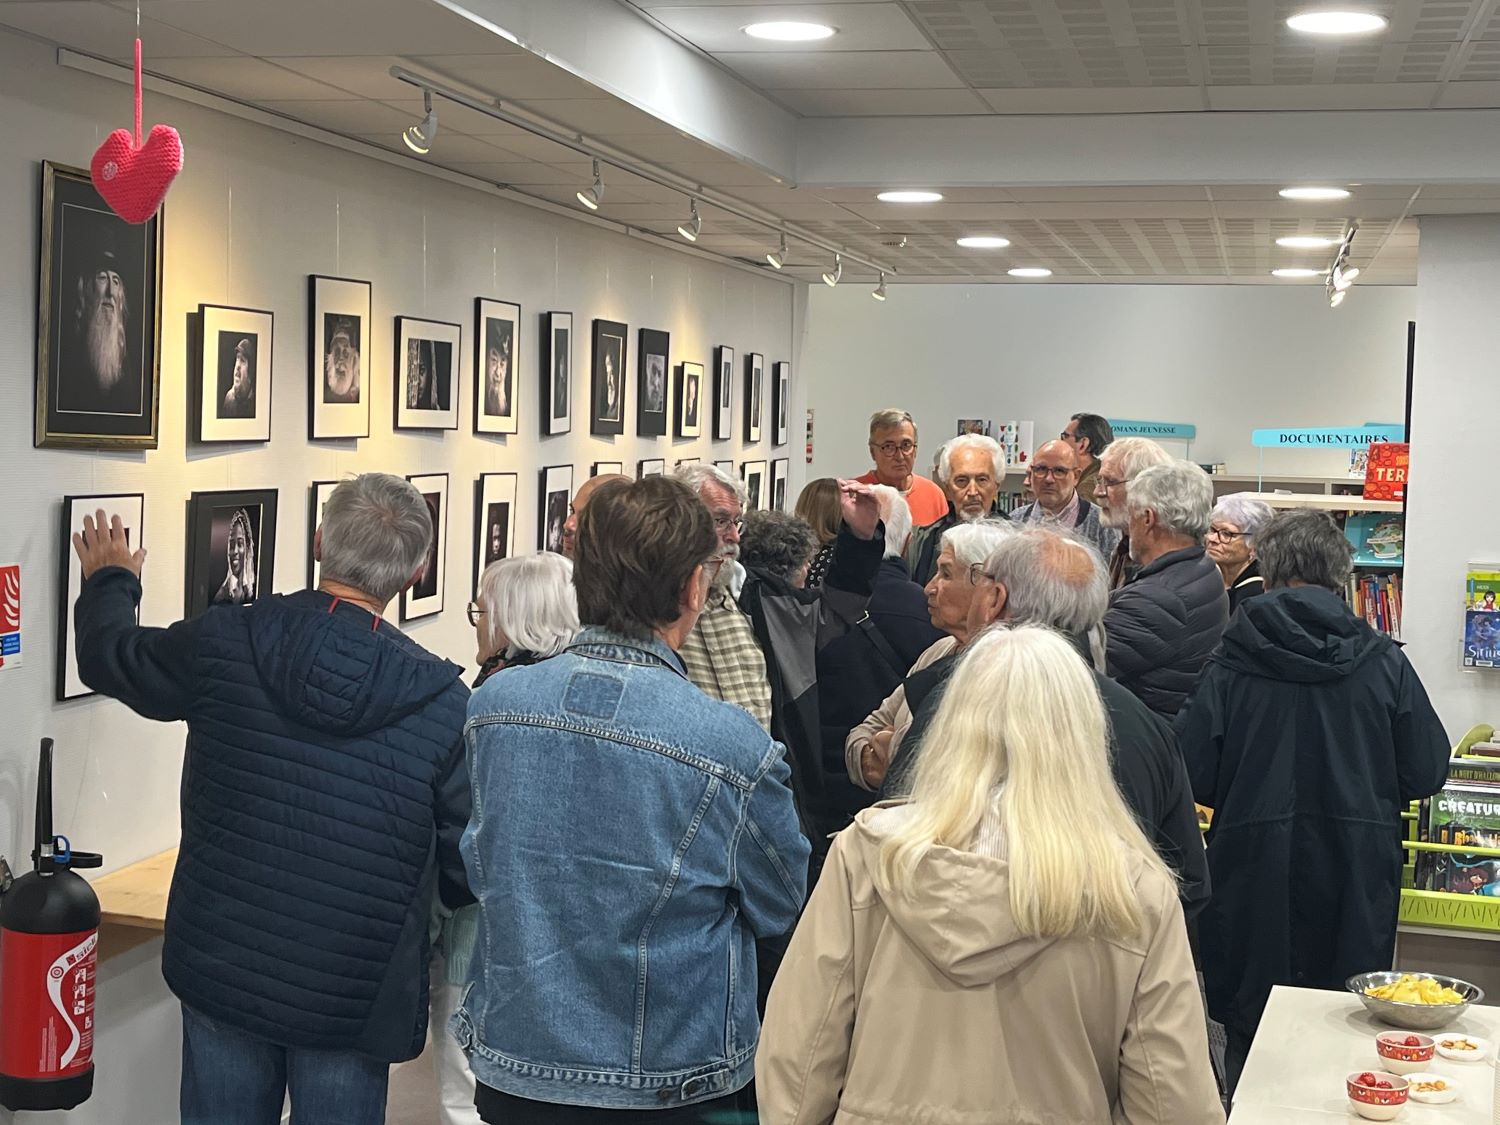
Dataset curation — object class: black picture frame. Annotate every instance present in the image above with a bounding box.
[539,464,573,554]
[186,488,279,619]
[638,459,666,479]
[741,461,768,512]
[57,493,143,700]
[36,162,164,450]
[474,472,518,596]
[638,328,670,438]
[592,461,624,477]
[591,319,627,436]
[772,361,791,447]
[394,316,461,431]
[771,458,790,513]
[308,274,372,439]
[675,362,704,439]
[713,459,736,476]
[541,311,572,436]
[402,473,449,622]
[194,304,274,444]
[744,352,764,443]
[713,345,734,440]
[308,480,338,589]
[474,298,520,436]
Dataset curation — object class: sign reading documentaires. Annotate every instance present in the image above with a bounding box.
[1250,425,1405,449]
[1105,419,1197,440]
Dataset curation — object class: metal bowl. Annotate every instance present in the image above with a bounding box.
[1346,971,1485,1031]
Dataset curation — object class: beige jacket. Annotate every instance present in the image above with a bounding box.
[844,636,959,791]
[756,807,1225,1125]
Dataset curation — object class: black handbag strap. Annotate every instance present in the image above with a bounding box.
[857,613,906,680]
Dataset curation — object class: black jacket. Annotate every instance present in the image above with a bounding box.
[813,557,944,834]
[1227,559,1265,615]
[889,644,1211,920]
[75,572,472,1061]
[1104,545,1229,717]
[1176,587,1450,1036]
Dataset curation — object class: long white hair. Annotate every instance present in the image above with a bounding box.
[879,625,1173,939]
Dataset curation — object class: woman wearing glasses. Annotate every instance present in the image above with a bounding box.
[1206,495,1273,614]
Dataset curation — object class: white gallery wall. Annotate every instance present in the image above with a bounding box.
[803,282,1417,481]
[0,27,799,1123]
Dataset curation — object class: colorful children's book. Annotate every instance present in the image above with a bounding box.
[1363,442,1409,501]
[1345,512,1404,566]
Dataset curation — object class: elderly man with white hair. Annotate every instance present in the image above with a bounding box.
[1103,459,1229,717]
[1094,436,1173,589]
[1207,494,1275,614]
[905,433,1007,586]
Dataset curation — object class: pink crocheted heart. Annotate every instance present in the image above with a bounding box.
[90,124,183,224]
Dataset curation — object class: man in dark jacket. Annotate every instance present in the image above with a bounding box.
[1104,459,1228,716]
[71,473,471,1124]
[889,527,1211,920]
[1176,509,1450,1093]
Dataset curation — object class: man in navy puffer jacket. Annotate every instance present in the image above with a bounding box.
[71,473,472,1125]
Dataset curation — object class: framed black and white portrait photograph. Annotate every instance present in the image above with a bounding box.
[541,311,572,436]
[36,162,163,450]
[744,352,764,443]
[637,328,669,438]
[308,480,338,588]
[309,275,371,439]
[741,461,768,512]
[638,459,666,479]
[539,464,573,555]
[772,361,791,447]
[394,317,460,431]
[675,361,704,439]
[474,472,518,596]
[713,345,734,441]
[195,304,273,444]
[592,461,624,477]
[402,473,448,622]
[771,458,790,513]
[591,319,627,436]
[186,488,279,619]
[57,493,143,700]
[474,298,519,436]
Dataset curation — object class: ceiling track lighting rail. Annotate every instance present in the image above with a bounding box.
[389,66,896,279]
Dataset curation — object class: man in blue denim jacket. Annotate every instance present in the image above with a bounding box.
[455,475,810,1123]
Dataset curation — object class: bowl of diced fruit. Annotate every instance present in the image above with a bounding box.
[1375,1031,1435,1074]
[1346,1071,1409,1121]
[1347,971,1485,1030]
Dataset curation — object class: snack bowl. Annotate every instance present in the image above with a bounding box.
[1346,1071,1409,1121]
[1404,1073,1458,1105]
[1375,1031,1435,1074]
[1434,1033,1491,1062]
[1347,971,1484,1030]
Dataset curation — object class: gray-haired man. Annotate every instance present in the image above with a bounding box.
[71,472,472,1123]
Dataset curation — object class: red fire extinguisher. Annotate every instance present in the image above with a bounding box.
[0,738,103,1111]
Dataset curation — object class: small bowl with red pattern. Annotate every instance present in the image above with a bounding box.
[1375,1031,1436,1074]
[1346,1071,1409,1121]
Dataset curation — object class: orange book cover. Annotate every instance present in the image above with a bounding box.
[1363,442,1409,501]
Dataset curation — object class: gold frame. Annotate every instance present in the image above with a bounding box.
[35,161,164,450]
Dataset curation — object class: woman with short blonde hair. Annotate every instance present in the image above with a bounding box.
[760,626,1224,1124]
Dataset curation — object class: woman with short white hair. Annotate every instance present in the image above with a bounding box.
[1207,494,1274,613]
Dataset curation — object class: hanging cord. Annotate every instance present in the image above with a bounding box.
[135,1,143,145]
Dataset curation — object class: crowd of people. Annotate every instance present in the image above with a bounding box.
[66,405,1452,1125]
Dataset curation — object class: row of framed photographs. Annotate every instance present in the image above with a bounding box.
[34,159,792,451]
[54,457,789,700]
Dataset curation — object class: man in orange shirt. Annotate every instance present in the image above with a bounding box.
[854,409,948,527]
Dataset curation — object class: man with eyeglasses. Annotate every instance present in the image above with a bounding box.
[1008,439,1120,561]
[905,434,1008,586]
[1059,412,1114,505]
[1094,436,1173,589]
[853,408,948,526]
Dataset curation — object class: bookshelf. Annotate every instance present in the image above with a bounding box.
[1236,491,1403,513]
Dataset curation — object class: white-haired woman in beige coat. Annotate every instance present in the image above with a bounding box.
[757,625,1224,1125]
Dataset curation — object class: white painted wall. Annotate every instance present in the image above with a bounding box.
[0,27,799,1124]
[803,283,1416,482]
[1402,216,1500,739]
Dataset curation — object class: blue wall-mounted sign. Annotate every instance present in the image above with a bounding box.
[1250,425,1405,449]
[1105,419,1197,440]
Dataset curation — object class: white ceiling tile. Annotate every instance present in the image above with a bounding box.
[407,52,607,101]
[265,56,421,100]
[508,98,681,135]
[0,1,236,58]
[150,56,353,100]
[777,88,989,114]
[256,98,414,134]
[714,49,962,89]
[649,3,928,53]
[661,161,791,186]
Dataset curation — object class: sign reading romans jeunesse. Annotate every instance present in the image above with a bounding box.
[1106,419,1197,440]
[1250,424,1405,449]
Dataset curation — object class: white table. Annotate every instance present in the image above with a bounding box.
[1230,985,1498,1123]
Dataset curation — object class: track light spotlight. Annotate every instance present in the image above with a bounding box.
[402,90,438,155]
[822,254,842,287]
[767,233,787,270]
[576,159,604,211]
[1329,289,1346,308]
[871,272,887,301]
[677,199,702,242]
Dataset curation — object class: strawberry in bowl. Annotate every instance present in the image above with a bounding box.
[1347,1071,1410,1121]
[1375,1031,1435,1074]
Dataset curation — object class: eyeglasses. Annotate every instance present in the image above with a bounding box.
[466,602,486,626]
[1059,430,1079,442]
[1207,526,1245,541]
[1029,464,1074,479]
[1096,474,1129,491]
[711,514,745,535]
[873,440,917,456]
[967,562,991,586]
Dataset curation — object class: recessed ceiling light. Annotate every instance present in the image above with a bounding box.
[956,235,1010,249]
[1008,267,1052,278]
[1276,235,1337,249]
[877,190,943,203]
[1271,268,1322,278]
[1286,10,1388,35]
[744,21,835,41]
[1279,186,1352,201]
